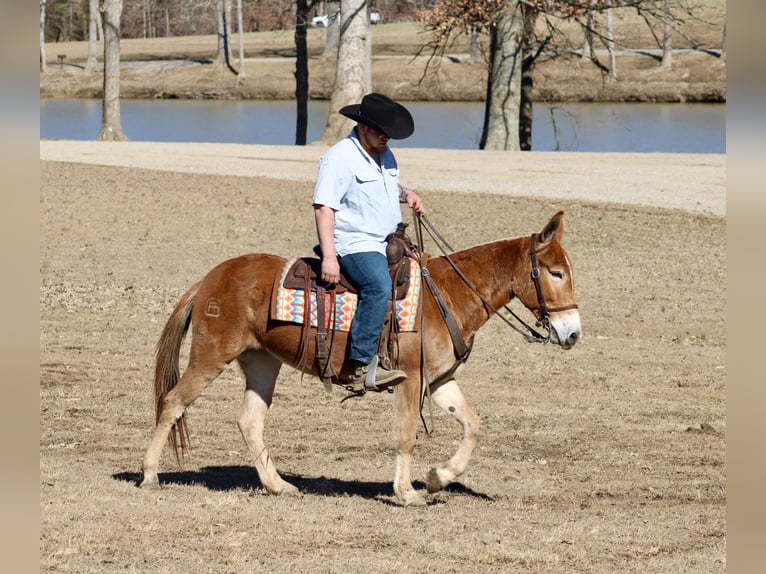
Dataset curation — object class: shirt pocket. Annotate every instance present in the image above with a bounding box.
[352,164,380,185]
[347,165,390,216]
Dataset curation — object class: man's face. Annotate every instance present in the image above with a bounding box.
[358,123,390,154]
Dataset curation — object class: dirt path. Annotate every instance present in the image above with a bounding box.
[39,141,725,216]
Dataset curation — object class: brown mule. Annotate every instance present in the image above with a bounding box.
[140,211,581,506]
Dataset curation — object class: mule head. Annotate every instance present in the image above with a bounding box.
[512,211,582,349]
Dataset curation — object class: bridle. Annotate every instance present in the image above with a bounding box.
[415,214,577,344]
[528,232,579,340]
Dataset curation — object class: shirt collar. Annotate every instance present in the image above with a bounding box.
[348,127,389,167]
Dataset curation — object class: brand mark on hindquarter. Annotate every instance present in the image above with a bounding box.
[205,298,221,317]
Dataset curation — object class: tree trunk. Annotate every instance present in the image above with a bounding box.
[40,0,47,73]
[225,0,233,60]
[469,27,481,63]
[97,8,103,40]
[519,7,537,151]
[98,0,127,141]
[323,3,340,59]
[606,6,617,80]
[580,0,596,59]
[720,22,726,61]
[141,0,147,38]
[295,0,310,145]
[236,0,245,78]
[85,0,99,73]
[215,0,225,66]
[661,0,673,68]
[215,0,234,69]
[214,0,238,74]
[480,1,523,151]
[321,0,371,144]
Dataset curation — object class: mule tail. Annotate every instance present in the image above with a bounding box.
[153,280,200,464]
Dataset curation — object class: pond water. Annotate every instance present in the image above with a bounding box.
[40,99,725,153]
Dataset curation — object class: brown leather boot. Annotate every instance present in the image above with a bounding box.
[341,356,407,393]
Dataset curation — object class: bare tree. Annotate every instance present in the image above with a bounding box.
[323,2,341,59]
[720,21,725,62]
[215,0,237,73]
[236,0,245,79]
[215,0,226,67]
[479,1,523,150]
[469,26,481,63]
[96,4,104,39]
[661,0,674,68]
[295,0,311,144]
[40,0,47,73]
[606,4,616,79]
[420,0,525,150]
[581,0,596,59]
[85,0,100,73]
[321,0,371,143]
[520,4,543,151]
[420,0,655,150]
[99,0,127,141]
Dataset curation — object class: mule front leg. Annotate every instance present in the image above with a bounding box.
[237,351,300,496]
[393,378,427,507]
[425,379,480,493]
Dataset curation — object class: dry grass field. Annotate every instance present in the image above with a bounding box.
[40,150,725,572]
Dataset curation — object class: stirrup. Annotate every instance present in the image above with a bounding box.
[337,356,406,394]
[363,356,406,393]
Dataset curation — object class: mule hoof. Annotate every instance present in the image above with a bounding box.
[397,489,427,507]
[139,476,161,490]
[279,487,302,497]
[403,493,427,507]
[426,467,446,493]
[268,482,301,497]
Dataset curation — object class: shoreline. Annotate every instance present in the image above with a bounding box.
[39,52,726,103]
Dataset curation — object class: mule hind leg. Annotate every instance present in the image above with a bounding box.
[425,379,480,493]
[236,350,299,496]
[140,359,225,488]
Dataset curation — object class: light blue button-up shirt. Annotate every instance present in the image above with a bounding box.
[312,128,402,257]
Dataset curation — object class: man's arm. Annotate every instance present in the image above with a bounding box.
[313,204,340,284]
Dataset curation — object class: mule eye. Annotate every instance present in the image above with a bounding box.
[548,269,564,280]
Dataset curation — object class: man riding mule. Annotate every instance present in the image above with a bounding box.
[313,93,425,392]
[140,200,581,506]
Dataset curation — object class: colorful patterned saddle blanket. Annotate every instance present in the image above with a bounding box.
[271,256,422,332]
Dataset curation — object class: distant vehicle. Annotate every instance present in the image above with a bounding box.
[311,15,329,28]
[312,11,381,27]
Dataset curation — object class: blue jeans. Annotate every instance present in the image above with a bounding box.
[338,251,391,364]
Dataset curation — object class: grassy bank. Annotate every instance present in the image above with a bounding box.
[40,5,726,103]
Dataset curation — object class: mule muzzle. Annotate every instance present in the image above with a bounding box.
[548,309,582,350]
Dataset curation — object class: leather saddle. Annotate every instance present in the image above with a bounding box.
[286,231,419,388]
[282,233,414,300]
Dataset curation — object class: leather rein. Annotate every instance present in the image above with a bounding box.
[415,214,576,345]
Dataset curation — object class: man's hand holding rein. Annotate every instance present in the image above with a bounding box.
[399,185,426,216]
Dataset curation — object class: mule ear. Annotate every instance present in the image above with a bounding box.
[539,211,565,246]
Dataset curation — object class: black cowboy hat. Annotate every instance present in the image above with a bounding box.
[339,93,414,140]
